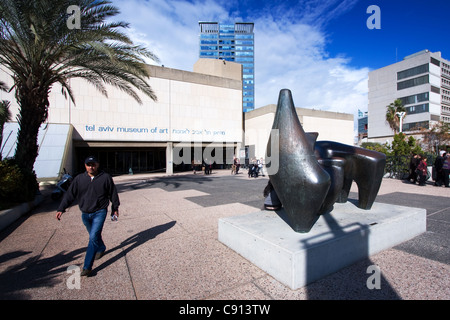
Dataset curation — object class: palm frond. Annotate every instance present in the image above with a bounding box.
[0,0,159,105]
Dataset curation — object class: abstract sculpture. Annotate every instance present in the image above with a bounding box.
[266,89,386,233]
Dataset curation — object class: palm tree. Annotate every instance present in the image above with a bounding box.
[0,81,12,160]
[0,0,159,175]
[385,99,406,134]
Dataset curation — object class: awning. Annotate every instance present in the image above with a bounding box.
[1,123,72,180]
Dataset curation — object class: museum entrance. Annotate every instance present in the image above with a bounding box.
[75,147,166,176]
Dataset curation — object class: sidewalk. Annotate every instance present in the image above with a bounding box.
[0,169,449,300]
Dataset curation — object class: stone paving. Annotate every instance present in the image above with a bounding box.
[0,169,449,300]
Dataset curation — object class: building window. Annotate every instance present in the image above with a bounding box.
[406,103,429,115]
[235,46,254,51]
[235,40,253,45]
[399,92,429,105]
[431,86,440,94]
[397,75,429,90]
[403,121,429,132]
[430,114,441,121]
[431,57,440,66]
[200,52,218,57]
[397,64,429,80]
[200,46,218,50]
[235,34,253,39]
[200,34,218,39]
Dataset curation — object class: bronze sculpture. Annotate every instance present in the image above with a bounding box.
[266,89,386,233]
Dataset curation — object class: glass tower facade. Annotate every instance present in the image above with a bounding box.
[199,22,255,112]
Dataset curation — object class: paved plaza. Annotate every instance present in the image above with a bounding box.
[0,169,449,300]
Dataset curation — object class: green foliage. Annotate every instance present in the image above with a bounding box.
[361,142,389,154]
[391,133,422,156]
[363,133,423,157]
[0,158,38,210]
[362,133,424,179]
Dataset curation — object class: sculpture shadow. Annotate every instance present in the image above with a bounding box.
[272,199,400,299]
[302,208,400,299]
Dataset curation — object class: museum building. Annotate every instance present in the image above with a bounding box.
[1,59,354,180]
[1,59,244,179]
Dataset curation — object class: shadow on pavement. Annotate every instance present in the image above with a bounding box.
[0,247,85,299]
[117,175,214,192]
[92,220,177,275]
[0,221,176,299]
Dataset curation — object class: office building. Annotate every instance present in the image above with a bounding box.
[199,21,255,112]
[368,50,450,142]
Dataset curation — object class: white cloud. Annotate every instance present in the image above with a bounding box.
[111,0,368,124]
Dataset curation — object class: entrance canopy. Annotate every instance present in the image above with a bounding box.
[1,123,72,180]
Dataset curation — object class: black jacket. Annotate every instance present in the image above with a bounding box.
[57,171,120,213]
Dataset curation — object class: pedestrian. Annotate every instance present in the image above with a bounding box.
[203,158,209,175]
[434,151,445,186]
[408,154,420,183]
[192,159,197,175]
[56,156,120,277]
[417,155,428,186]
[231,156,237,174]
[443,152,450,188]
[259,157,265,177]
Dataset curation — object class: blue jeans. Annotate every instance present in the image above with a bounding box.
[81,209,107,270]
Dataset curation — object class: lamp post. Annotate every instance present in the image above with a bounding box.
[396,112,406,133]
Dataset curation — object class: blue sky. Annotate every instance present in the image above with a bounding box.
[110,0,450,124]
[322,0,450,69]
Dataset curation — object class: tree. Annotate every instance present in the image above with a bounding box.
[0,80,12,161]
[0,0,159,178]
[419,121,450,153]
[385,99,406,134]
[390,132,422,157]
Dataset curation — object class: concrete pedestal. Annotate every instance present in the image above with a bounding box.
[218,201,426,290]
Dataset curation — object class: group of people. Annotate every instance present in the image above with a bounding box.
[247,157,265,178]
[407,154,428,186]
[408,151,449,187]
[230,156,265,177]
[191,159,213,175]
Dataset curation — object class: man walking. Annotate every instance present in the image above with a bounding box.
[56,156,120,276]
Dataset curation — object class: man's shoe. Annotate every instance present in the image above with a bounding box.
[95,252,105,260]
[81,269,92,277]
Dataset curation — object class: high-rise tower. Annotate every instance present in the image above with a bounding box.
[199,22,255,112]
